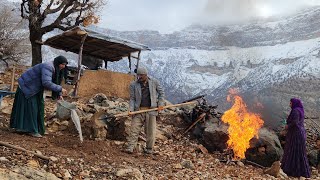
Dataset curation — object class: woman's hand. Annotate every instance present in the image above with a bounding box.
[61,88,67,96]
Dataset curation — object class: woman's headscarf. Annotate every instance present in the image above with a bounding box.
[52,56,68,99]
[290,98,304,120]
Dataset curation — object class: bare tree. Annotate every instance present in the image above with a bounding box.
[20,0,106,66]
[0,6,29,68]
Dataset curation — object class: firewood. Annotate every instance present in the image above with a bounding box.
[0,141,51,160]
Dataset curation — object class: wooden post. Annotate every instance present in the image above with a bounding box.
[136,50,141,71]
[10,65,16,92]
[73,32,88,97]
[104,60,108,69]
[128,55,132,74]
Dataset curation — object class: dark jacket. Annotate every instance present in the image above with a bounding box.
[18,62,62,99]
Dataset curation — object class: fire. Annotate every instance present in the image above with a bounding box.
[221,89,264,159]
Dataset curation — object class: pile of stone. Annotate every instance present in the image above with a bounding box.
[46,93,179,144]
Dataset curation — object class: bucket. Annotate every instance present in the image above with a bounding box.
[56,100,77,120]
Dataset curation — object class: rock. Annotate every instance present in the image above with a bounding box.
[107,117,131,140]
[1,106,12,115]
[181,159,195,170]
[26,160,40,169]
[114,141,124,145]
[264,161,281,178]
[279,169,288,179]
[307,150,319,166]
[47,121,60,133]
[79,170,90,177]
[89,93,108,106]
[7,166,59,180]
[116,168,143,180]
[203,122,229,151]
[237,161,245,167]
[156,129,168,141]
[35,150,42,155]
[173,163,183,169]
[60,120,69,127]
[101,100,116,108]
[197,144,208,154]
[214,159,220,164]
[0,84,10,91]
[246,128,283,167]
[82,109,108,140]
[49,156,58,162]
[0,157,8,161]
[63,169,72,179]
[0,98,10,109]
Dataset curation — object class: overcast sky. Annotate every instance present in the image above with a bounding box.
[100,0,320,33]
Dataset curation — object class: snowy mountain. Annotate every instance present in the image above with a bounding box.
[106,7,320,125]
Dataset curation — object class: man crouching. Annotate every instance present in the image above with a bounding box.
[125,66,165,154]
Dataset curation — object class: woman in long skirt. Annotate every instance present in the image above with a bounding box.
[281,98,310,178]
[10,56,68,137]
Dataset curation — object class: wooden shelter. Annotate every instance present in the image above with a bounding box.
[43,26,150,96]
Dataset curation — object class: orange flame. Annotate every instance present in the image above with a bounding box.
[221,89,264,160]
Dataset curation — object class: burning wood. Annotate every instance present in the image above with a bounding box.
[221,89,264,160]
[182,96,223,134]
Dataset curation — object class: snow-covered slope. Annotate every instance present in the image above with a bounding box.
[110,37,320,102]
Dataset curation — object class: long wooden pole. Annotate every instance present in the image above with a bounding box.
[113,101,197,118]
[0,141,51,160]
[183,112,206,134]
[10,65,16,92]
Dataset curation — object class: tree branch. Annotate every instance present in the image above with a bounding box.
[0,59,9,68]
[42,0,70,17]
[20,0,29,19]
[41,0,92,34]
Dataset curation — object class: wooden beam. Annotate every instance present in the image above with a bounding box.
[10,66,15,92]
[0,141,51,160]
[73,33,88,97]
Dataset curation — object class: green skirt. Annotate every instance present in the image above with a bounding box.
[10,87,45,135]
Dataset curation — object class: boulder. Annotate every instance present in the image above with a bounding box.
[88,93,108,105]
[246,127,283,167]
[307,150,319,167]
[202,121,283,167]
[264,161,281,178]
[116,168,143,180]
[81,109,108,140]
[202,122,229,151]
[0,166,59,180]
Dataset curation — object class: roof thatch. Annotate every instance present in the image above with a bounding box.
[44,26,150,62]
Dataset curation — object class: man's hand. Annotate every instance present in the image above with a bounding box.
[158,106,164,113]
[128,111,133,116]
[58,96,64,101]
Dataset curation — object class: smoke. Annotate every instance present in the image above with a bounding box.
[196,0,320,25]
[239,92,291,131]
[100,0,320,33]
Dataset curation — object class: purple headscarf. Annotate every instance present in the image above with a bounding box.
[290,98,304,120]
